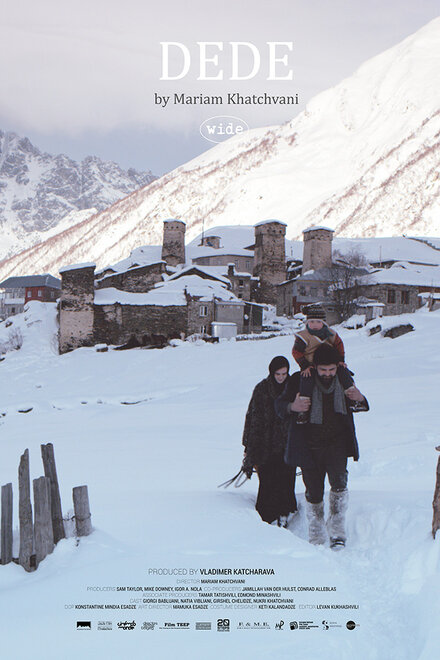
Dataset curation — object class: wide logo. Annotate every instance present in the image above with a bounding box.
[200,116,249,143]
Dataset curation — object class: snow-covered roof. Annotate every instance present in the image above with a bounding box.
[354,296,385,308]
[187,226,255,259]
[187,224,302,261]
[95,246,163,277]
[96,260,166,283]
[59,263,96,274]
[166,265,230,286]
[254,219,287,227]
[359,263,440,287]
[3,298,25,305]
[418,291,440,300]
[303,225,334,233]
[155,274,239,302]
[297,267,335,281]
[211,321,239,326]
[94,287,186,307]
[333,236,440,267]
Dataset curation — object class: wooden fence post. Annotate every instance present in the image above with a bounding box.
[33,477,54,567]
[19,449,34,572]
[432,446,440,539]
[1,483,13,565]
[73,486,92,537]
[41,443,65,544]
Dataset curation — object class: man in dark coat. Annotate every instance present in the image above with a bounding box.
[242,356,297,527]
[275,343,369,549]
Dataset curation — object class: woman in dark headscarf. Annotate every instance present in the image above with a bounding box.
[242,356,297,527]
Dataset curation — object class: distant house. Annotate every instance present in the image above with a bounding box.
[0,274,61,320]
[277,266,368,324]
[353,263,440,315]
[190,231,255,273]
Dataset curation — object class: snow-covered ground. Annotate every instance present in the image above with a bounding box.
[0,303,439,659]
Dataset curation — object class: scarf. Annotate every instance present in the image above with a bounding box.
[306,324,332,341]
[268,375,287,397]
[310,373,347,425]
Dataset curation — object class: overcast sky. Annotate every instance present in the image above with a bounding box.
[1,0,439,175]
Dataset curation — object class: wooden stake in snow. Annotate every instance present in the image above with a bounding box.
[432,446,440,540]
[73,486,92,537]
[41,443,65,544]
[1,483,13,565]
[33,477,54,566]
[19,449,34,572]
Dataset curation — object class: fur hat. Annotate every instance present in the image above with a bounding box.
[313,343,340,366]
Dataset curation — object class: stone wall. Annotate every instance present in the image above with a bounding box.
[277,280,295,316]
[94,303,188,345]
[358,284,419,315]
[95,262,166,293]
[187,299,215,335]
[162,219,186,266]
[226,265,251,300]
[59,265,95,353]
[253,221,287,304]
[302,227,333,274]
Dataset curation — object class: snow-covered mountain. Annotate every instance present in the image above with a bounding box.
[0,130,156,259]
[0,17,439,279]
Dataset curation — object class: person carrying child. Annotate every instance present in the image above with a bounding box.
[292,305,360,423]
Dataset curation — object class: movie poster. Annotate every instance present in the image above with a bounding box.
[1,2,439,659]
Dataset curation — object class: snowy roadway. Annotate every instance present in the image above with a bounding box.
[0,303,439,659]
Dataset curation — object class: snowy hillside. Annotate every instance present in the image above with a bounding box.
[0,130,156,259]
[0,302,439,659]
[0,17,439,281]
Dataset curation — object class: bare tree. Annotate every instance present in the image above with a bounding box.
[328,248,371,320]
[333,246,369,268]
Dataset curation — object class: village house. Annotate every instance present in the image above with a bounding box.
[351,263,440,315]
[0,274,61,320]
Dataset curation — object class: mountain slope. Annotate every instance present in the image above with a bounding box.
[0,130,156,259]
[0,17,439,279]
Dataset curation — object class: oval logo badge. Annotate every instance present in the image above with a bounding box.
[199,115,249,143]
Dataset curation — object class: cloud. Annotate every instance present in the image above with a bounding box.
[0,0,438,137]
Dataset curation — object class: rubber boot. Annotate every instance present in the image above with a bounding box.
[327,490,348,550]
[305,501,326,545]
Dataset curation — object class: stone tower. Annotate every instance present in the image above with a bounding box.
[161,219,186,266]
[302,226,334,274]
[253,220,287,304]
[59,263,96,353]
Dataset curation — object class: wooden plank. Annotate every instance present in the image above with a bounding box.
[1,483,13,565]
[19,449,34,572]
[432,447,440,539]
[41,443,65,544]
[73,486,93,537]
[33,477,54,567]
